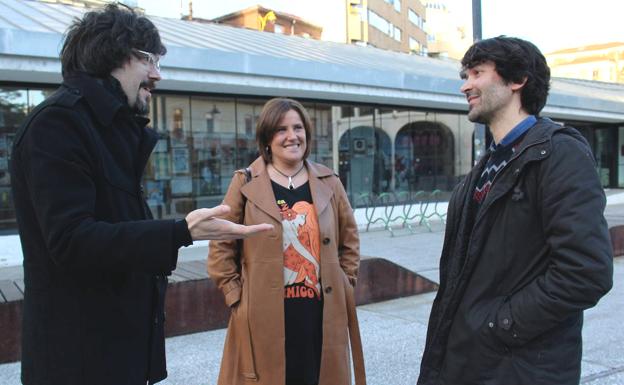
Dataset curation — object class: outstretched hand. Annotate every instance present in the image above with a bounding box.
[185,205,273,241]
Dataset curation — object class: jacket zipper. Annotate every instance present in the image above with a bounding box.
[457,136,550,284]
[427,135,552,371]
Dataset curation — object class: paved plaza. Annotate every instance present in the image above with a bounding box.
[1,202,623,384]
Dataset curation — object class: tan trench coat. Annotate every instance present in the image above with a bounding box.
[208,157,366,385]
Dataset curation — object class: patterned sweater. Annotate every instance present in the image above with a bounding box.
[473,115,537,205]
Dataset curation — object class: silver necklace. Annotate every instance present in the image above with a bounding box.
[272,163,305,190]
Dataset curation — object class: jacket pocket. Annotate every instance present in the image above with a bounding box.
[469,297,509,354]
[512,314,582,384]
[340,267,354,289]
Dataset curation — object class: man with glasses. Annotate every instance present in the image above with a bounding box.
[134,49,161,71]
[10,4,272,385]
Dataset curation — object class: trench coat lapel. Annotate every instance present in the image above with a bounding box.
[240,157,282,223]
[306,159,334,217]
[240,157,335,222]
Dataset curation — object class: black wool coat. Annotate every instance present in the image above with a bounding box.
[418,118,613,385]
[11,73,179,385]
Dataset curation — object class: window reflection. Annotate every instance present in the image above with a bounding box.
[304,102,333,169]
[1,88,615,230]
[395,120,454,191]
[145,96,239,218]
[336,107,474,206]
[142,96,339,220]
[0,87,54,232]
[192,98,235,208]
[236,99,263,169]
[28,90,55,111]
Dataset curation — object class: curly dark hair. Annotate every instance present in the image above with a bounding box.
[60,3,166,77]
[256,98,312,163]
[461,36,550,116]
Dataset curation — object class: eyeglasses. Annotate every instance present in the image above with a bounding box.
[133,49,160,71]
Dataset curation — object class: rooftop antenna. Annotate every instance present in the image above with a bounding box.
[180,0,192,20]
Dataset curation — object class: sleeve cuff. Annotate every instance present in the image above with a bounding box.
[174,219,193,248]
[224,285,242,307]
[169,219,193,271]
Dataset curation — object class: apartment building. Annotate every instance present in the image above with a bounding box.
[211,5,322,39]
[210,0,428,55]
[547,42,624,83]
[347,0,428,54]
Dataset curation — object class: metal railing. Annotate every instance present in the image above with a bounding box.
[354,190,447,236]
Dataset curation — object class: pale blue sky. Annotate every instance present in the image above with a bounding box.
[138,0,623,54]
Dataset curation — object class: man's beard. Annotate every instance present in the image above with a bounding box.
[133,95,149,116]
[132,80,155,116]
[467,106,492,125]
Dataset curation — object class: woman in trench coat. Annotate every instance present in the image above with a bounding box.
[208,98,366,385]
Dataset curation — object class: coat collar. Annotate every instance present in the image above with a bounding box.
[241,157,336,223]
[241,158,282,223]
[62,72,150,130]
[511,117,566,156]
[306,159,334,217]
[477,117,566,184]
[473,118,569,224]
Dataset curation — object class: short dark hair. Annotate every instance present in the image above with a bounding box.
[256,98,312,163]
[461,36,550,115]
[60,3,166,77]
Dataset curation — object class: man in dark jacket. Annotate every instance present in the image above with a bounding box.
[418,37,613,385]
[10,4,272,385]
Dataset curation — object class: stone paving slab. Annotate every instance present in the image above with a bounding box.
[583,370,624,385]
[2,258,621,385]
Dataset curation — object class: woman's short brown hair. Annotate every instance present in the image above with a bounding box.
[256,98,312,163]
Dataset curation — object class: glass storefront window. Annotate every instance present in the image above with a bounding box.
[572,122,619,188]
[144,95,192,219]
[235,98,264,169]
[28,90,55,110]
[192,97,238,208]
[594,127,617,187]
[144,96,338,219]
[144,95,243,218]
[335,105,474,207]
[338,107,393,202]
[619,126,624,188]
[304,102,333,169]
[336,106,473,207]
[0,87,486,229]
[184,98,226,200]
[1,87,54,233]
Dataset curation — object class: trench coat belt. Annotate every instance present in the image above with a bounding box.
[241,301,258,381]
[346,283,367,385]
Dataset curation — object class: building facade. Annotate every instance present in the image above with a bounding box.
[1,0,624,245]
[210,5,323,39]
[347,0,428,54]
[547,42,624,83]
[207,0,428,55]
[423,1,471,60]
